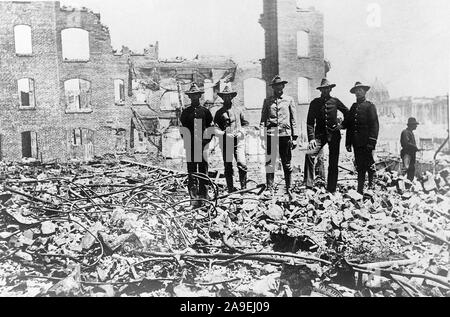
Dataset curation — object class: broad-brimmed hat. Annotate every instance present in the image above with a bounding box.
[407,117,420,126]
[185,83,204,95]
[269,75,288,86]
[316,78,336,90]
[350,81,371,94]
[217,85,237,98]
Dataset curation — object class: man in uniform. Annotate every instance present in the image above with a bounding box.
[214,85,249,193]
[345,82,379,195]
[260,75,298,200]
[304,79,349,193]
[400,117,421,186]
[180,83,213,206]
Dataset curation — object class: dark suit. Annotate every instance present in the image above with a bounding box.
[304,96,349,192]
[400,128,418,182]
[344,98,379,194]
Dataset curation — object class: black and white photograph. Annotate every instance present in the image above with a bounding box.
[0,0,449,301]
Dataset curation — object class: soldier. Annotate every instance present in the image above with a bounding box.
[345,82,379,195]
[180,83,213,207]
[214,85,249,193]
[400,117,421,186]
[304,79,349,193]
[260,75,298,200]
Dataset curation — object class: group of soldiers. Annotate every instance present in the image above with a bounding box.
[179,75,420,206]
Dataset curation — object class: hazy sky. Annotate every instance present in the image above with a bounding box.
[40,0,450,99]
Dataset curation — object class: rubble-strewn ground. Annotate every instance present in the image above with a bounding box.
[0,157,449,297]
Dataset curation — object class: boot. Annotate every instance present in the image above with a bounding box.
[285,172,293,201]
[262,173,275,198]
[266,173,274,191]
[188,180,199,207]
[225,174,235,193]
[238,169,247,190]
[357,170,365,195]
[368,170,375,190]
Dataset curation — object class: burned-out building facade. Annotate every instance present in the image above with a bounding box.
[0,1,130,161]
[0,0,327,164]
[260,0,327,141]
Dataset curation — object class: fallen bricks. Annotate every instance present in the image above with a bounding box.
[0,158,448,297]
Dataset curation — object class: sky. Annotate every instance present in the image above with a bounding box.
[26,0,450,100]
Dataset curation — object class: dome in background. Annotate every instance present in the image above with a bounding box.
[367,77,390,104]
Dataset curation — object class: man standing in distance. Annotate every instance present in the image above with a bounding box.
[400,117,421,188]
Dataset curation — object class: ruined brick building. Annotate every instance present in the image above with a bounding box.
[260,0,327,140]
[0,1,130,161]
[0,0,326,164]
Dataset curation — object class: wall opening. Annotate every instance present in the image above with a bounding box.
[14,25,32,55]
[297,31,310,57]
[244,78,266,109]
[115,129,127,153]
[297,77,310,104]
[114,79,125,104]
[18,78,35,108]
[161,91,180,111]
[70,128,94,160]
[21,131,38,159]
[204,79,214,102]
[61,28,90,61]
[64,79,92,111]
[133,130,147,153]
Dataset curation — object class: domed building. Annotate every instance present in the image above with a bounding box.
[367,77,390,104]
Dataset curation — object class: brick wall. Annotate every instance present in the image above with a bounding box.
[0,1,63,161]
[0,1,132,162]
[261,0,325,143]
[56,6,131,160]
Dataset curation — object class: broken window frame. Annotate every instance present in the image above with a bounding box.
[61,28,90,62]
[64,78,92,113]
[14,24,33,56]
[21,131,38,159]
[72,128,83,146]
[114,79,125,105]
[17,78,36,109]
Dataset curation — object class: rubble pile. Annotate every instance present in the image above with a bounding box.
[0,159,449,297]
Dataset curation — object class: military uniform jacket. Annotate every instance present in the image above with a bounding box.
[260,95,298,137]
[180,104,213,143]
[214,105,249,134]
[306,96,349,142]
[345,98,379,148]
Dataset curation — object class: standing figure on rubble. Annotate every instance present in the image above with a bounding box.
[260,75,298,200]
[400,117,421,187]
[180,83,213,207]
[345,82,379,195]
[214,85,249,193]
[304,79,349,193]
